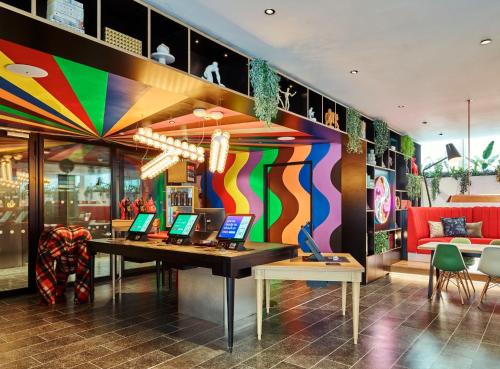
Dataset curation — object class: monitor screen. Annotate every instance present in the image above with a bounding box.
[194,208,226,232]
[217,214,255,241]
[169,213,199,237]
[129,213,156,233]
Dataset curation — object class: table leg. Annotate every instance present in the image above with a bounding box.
[112,254,116,301]
[257,278,263,340]
[89,252,95,302]
[341,281,347,316]
[168,269,173,291]
[352,281,360,345]
[226,277,235,352]
[118,255,122,295]
[265,279,271,315]
[156,261,161,292]
[427,250,435,298]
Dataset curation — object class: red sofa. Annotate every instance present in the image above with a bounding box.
[408,207,500,254]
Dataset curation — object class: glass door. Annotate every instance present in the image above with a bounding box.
[43,140,111,277]
[0,137,29,292]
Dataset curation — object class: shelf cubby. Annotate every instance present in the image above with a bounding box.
[150,10,188,72]
[336,103,347,132]
[3,0,31,13]
[36,0,98,37]
[308,89,323,123]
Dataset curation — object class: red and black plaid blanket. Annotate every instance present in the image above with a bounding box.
[36,225,92,305]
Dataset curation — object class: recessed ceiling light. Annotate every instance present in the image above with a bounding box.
[264,8,276,15]
[438,132,444,136]
[223,53,228,58]
[349,69,359,75]
[397,105,406,108]
[193,108,207,118]
[5,64,48,78]
[194,39,199,44]
[480,38,492,45]
[277,136,295,141]
[422,121,428,125]
[209,111,224,120]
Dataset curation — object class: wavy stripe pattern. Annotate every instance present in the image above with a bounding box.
[206,141,342,251]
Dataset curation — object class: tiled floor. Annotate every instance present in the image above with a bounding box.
[0,272,499,369]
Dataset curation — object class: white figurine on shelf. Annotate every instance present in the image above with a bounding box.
[202,61,224,86]
[308,107,316,121]
[151,43,175,65]
[278,87,296,111]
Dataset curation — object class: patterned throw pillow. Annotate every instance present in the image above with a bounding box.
[428,221,444,238]
[466,221,483,238]
[441,217,468,237]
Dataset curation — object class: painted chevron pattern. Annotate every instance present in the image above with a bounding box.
[206,136,342,252]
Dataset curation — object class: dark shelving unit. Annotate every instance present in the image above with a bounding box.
[336,103,347,132]
[150,10,188,72]
[190,31,248,95]
[343,130,421,283]
[36,0,98,37]
[277,74,307,117]
[3,0,31,13]
[101,0,148,56]
[308,89,323,123]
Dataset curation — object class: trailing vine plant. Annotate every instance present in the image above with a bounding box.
[373,119,390,158]
[249,59,281,127]
[406,173,422,201]
[374,231,389,255]
[400,135,415,162]
[346,107,363,154]
[497,162,500,183]
[429,162,443,201]
[450,167,471,194]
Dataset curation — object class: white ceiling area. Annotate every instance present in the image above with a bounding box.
[145,0,500,143]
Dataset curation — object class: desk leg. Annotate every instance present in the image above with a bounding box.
[341,281,347,316]
[226,277,235,352]
[89,252,95,303]
[352,281,360,345]
[257,278,263,340]
[156,261,161,292]
[112,254,116,301]
[427,250,435,298]
[265,279,271,315]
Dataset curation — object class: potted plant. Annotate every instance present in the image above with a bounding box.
[400,135,415,162]
[374,231,389,254]
[249,59,281,127]
[346,107,363,154]
[373,119,390,158]
[406,173,422,201]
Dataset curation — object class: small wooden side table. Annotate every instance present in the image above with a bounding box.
[253,253,364,344]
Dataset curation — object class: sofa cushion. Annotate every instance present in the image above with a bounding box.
[466,221,483,238]
[441,217,468,237]
[429,221,444,238]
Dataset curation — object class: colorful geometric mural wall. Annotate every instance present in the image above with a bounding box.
[205,136,342,252]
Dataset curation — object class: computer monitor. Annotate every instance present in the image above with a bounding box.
[169,213,199,238]
[127,213,156,241]
[216,214,255,250]
[194,208,226,232]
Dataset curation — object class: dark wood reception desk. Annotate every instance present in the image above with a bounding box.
[87,238,298,351]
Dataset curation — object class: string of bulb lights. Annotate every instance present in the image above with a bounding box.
[133,108,231,179]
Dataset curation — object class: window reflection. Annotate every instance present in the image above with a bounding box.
[0,138,29,292]
[44,140,111,277]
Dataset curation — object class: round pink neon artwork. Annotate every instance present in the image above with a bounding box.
[374,176,391,224]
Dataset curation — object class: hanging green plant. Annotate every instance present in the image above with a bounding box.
[406,173,422,200]
[346,107,363,154]
[374,231,389,254]
[427,162,443,201]
[373,119,390,158]
[400,135,415,162]
[496,162,500,183]
[450,167,471,194]
[249,59,281,127]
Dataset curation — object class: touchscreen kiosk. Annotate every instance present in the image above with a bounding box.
[165,213,199,245]
[216,214,255,251]
[300,222,341,262]
[127,213,156,241]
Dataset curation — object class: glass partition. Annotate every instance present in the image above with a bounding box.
[0,137,29,292]
[44,140,111,277]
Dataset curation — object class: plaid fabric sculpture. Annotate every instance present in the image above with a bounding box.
[36,225,92,305]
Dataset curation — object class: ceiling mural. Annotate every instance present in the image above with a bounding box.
[0,39,316,148]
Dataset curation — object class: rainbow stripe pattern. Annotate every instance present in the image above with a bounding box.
[205,137,342,252]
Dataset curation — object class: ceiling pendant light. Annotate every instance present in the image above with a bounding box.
[209,129,230,174]
[133,127,205,179]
